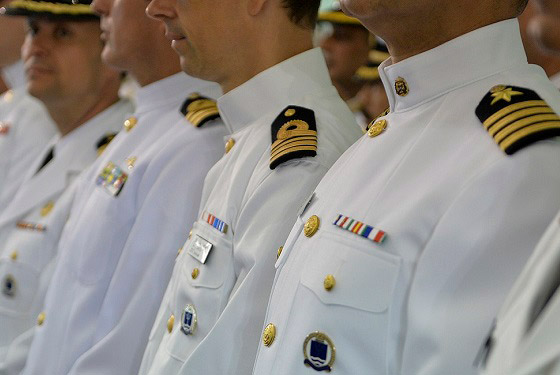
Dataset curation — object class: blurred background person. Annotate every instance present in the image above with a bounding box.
[0,1,57,212]
[0,0,25,92]
[354,39,390,129]
[0,0,132,373]
[528,0,560,56]
[519,0,560,87]
[316,0,370,109]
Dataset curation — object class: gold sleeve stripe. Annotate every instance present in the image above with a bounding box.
[271,139,318,160]
[271,135,317,151]
[271,134,317,148]
[500,122,560,151]
[7,0,94,14]
[488,107,555,135]
[186,108,219,126]
[270,146,318,164]
[494,115,560,143]
[187,109,219,124]
[483,100,546,129]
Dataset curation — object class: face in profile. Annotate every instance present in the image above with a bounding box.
[21,18,106,102]
[146,0,244,82]
[92,0,164,72]
[317,22,370,85]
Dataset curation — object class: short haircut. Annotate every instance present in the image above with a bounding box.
[282,0,321,29]
[514,0,529,15]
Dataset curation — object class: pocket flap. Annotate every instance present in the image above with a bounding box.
[183,222,232,289]
[300,233,400,313]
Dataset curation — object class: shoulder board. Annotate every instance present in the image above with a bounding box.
[180,93,220,128]
[96,132,117,156]
[476,85,560,155]
[270,105,317,170]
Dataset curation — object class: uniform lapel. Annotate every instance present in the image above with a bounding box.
[513,292,560,375]
[512,221,560,375]
[0,148,71,226]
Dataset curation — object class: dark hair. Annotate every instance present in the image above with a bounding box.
[515,0,529,15]
[282,0,321,29]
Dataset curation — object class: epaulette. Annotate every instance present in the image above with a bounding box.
[96,132,117,156]
[270,105,317,170]
[180,93,220,127]
[476,85,560,155]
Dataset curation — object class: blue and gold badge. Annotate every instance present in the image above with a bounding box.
[181,304,197,335]
[96,162,128,196]
[303,331,335,372]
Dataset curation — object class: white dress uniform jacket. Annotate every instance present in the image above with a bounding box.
[21,73,226,375]
[252,20,560,375]
[0,99,131,375]
[482,211,560,375]
[138,48,362,375]
[0,66,57,211]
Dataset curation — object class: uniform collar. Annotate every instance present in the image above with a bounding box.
[135,72,218,114]
[0,60,25,89]
[53,99,131,168]
[379,19,527,112]
[217,47,335,134]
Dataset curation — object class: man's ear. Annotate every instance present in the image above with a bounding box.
[247,0,269,17]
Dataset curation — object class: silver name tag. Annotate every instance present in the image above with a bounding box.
[187,235,213,264]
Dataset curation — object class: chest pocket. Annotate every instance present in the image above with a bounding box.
[166,220,234,362]
[290,229,401,374]
[72,186,133,285]
[300,230,399,312]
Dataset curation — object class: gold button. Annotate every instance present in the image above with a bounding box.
[284,108,296,117]
[167,314,175,333]
[191,268,200,279]
[10,251,18,261]
[37,312,46,326]
[126,156,137,170]
[124,117,137,132]
[225,138,235,154]
[263,323,276,347]
[367,119,387,138]
[188,230,193,239]
[394,77,409,97]
[3,90,14,103]
[177,247,183,257]
[324,274,336,291]
[304,215,320,238]
[277,246,283,259]
[40,201,54,217]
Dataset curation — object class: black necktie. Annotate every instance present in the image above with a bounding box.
[36,146,54,174]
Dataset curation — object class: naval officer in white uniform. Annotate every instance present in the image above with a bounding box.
[19,0,226,372]
[251,0,560,374]
[0,1,131,373]
[139,0,362,373]
[481,210,560,375]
